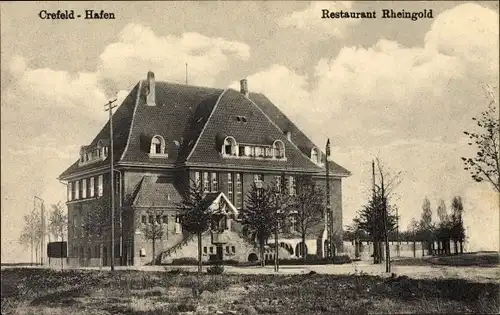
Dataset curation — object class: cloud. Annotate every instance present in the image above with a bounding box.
[99,24,251,88]
[235,3,499,250]
[279,1,360,38]
[424,3,499,76]
[1,25,252,262]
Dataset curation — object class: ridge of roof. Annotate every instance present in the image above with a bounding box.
[186,89,229,161]
[119,80,143,161]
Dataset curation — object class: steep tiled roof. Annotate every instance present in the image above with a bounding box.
[132,176,182,208]
[60,77,350,178]
[59,83,141,178]
[187,89,324,172]
[120,82,224,164]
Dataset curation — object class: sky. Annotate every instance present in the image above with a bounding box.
[1,1,499,263]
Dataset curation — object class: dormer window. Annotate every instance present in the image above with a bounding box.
[149,135,168,158]
[273,140,285,159]
[79,141,108,166]
[222,136,238,156]
[311,148,319,163]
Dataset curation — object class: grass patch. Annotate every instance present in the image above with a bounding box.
[1,267,498,315]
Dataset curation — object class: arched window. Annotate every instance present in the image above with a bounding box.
[311,147,319,163]
[150,135,166,155]
[222,136,238,156]
[273,140,285,159]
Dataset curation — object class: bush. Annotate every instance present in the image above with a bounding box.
[264,255,352,265]
[171,257,198,265]
[332,255,352,264]
[206,263,225,275]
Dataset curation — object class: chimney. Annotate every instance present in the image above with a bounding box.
[240,79,249,97]
[146,71,156,106]
[286,131,292,142]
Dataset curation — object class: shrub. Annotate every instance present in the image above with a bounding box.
[165,268,182,275]
[332,255,352,264]
[206,263,225,275]
[264,255,352,265]
[171,257,198,265]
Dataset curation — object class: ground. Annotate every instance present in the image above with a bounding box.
[2,252,498,314]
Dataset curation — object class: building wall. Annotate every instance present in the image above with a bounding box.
[65,167,345,266]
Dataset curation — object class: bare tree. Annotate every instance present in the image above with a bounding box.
[419,197,435,255]
[355,158,400,271]
[408,218,419,257]
[293,175,325,261]
[19,209,42,266]
[462,84,499,193]
[48,202,68,268]
[271,173,292,272]
[82,202,117,267]
[140,209,165,265]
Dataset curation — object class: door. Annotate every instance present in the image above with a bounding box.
[216,245,223,261]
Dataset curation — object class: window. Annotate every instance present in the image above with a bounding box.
[150,135,167,156]
[82,179,87,199]
[273,140,285,159]
[149,215,154,224]
[209,246,214,254]
[254,174,263,185]
[162,215,168,224]
[211,173,218,192]
[141,215,147,224]
[290,215,297,232]
[203,172,209,193]
[235,173,242,209]
[231,246,236,253]
[226,246,230,253]
[244,146,251,156]
[175,215,182,234]
[98,175,103,197]
[68,182,73,201]
[255,147,262,157]
[227,173,233,203]
[156,215,161,224]
[265,147,273,157]
[311,148,319,163]
[89,177,95,197]
[75,181,80,199]
[223,137,238,156]
[289,176,296,196]
[275,175,282,193]
[151,136,162,154]
[254,174,263,195]
[195,171,201,187]
[203,246,207,254]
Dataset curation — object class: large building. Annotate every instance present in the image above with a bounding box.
[58,72,350,266]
